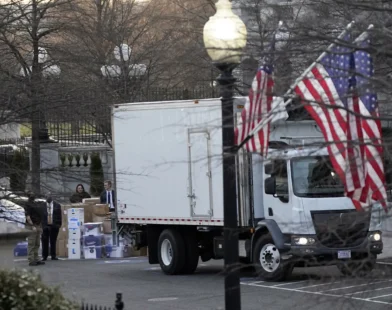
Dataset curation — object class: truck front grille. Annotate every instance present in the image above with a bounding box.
[311,210,370,248]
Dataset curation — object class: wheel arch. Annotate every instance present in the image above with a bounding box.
[251,219,287,260]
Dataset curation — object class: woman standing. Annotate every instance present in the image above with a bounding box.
[70,184,91,203]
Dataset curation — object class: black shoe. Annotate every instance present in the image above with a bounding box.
[51,257,59,260]
[41,258,47,261]
[37,261,45,265]
[29,262,39,266]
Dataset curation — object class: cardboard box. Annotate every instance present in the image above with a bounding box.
[92,214,108,223]
[61,204,95,226]
[68,239,81,259]
[62,204,84,220]
[68,208,84,221]
[68,227,82,239]
[83,222,103,236]
[83,204,95,223]
[68,218,83,229]
[103,219,112,234]
[123,245,132,258]
[138,247,148,256]
[108,245,124,258]
[93,204,109,216]
[56,239,68,258]
[128,246,148,257]
[57,227,69,240]
[82,198,100,205]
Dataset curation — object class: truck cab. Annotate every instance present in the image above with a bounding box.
[247,146,383,281]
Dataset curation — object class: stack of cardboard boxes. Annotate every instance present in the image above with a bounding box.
[56,200,111,259]
[56,199,148,259]
[56,202,95,258]
[67,208,84,259]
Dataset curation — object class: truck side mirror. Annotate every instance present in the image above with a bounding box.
[264,163,274,175]
[265,177,276,195]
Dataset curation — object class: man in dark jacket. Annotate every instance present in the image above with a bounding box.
[100,180,116,212]
[25,192,45,266]
[41,194,62,261]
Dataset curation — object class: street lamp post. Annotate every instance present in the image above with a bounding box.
[203,1,247,310]
[101,44,147,100]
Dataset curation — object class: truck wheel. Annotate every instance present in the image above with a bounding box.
[252,234,292,281]
[158,229,186,275]
[180,231,199,274]
[337,254,376,277]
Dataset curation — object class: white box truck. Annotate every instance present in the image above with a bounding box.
[112,98,384,281]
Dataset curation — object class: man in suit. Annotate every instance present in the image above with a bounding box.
[41,194,62,261]
[100,180,116,212]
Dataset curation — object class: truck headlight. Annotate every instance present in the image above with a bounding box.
[369,232,381,242]
[292,236,316,246]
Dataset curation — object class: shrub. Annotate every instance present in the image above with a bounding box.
[9,148,29,192]
[0,268,78,310]
[90,152,104,196]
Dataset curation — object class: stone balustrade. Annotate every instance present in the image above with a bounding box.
[58,146,112,168]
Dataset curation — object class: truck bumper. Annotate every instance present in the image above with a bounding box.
[286,232,383,264]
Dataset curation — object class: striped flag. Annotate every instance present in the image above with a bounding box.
[294,29,387,210]
[235,31,287,155]
[294,32,354,201]
[349,33,387,210]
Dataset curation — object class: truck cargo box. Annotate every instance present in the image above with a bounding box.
[113,99,225,226]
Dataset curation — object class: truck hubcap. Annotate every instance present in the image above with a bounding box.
[260,243,280,272]
[161,239,173,266]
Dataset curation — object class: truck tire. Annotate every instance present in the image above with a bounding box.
[158,229,186,275]
[337,254,376,277]
[180,231,199,274]
[252,234,292,281]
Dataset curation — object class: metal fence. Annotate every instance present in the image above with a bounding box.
[81,293,124,310]
[0,86,218,147]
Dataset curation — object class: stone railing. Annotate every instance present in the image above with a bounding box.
[58,146,112,168]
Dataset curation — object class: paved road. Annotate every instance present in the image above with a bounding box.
[2,243,392,309]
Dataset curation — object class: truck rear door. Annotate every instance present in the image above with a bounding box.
[187,129,213,218]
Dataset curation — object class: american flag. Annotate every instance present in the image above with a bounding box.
[235,59,274,154]
[350,34,387,209]
[294,33,354,199]
[235,33,287,154]
[294,31,387,210]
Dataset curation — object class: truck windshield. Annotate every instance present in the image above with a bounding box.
[291,156,344,197]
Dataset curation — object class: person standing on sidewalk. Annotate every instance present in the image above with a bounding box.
[100,180,116,212]
[25,192,45,267]
[41,194,62,261]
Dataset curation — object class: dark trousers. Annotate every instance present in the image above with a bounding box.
[42,225,59,259]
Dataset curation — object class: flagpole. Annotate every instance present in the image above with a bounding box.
[236,21,356,151]
[353,24,373,44]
